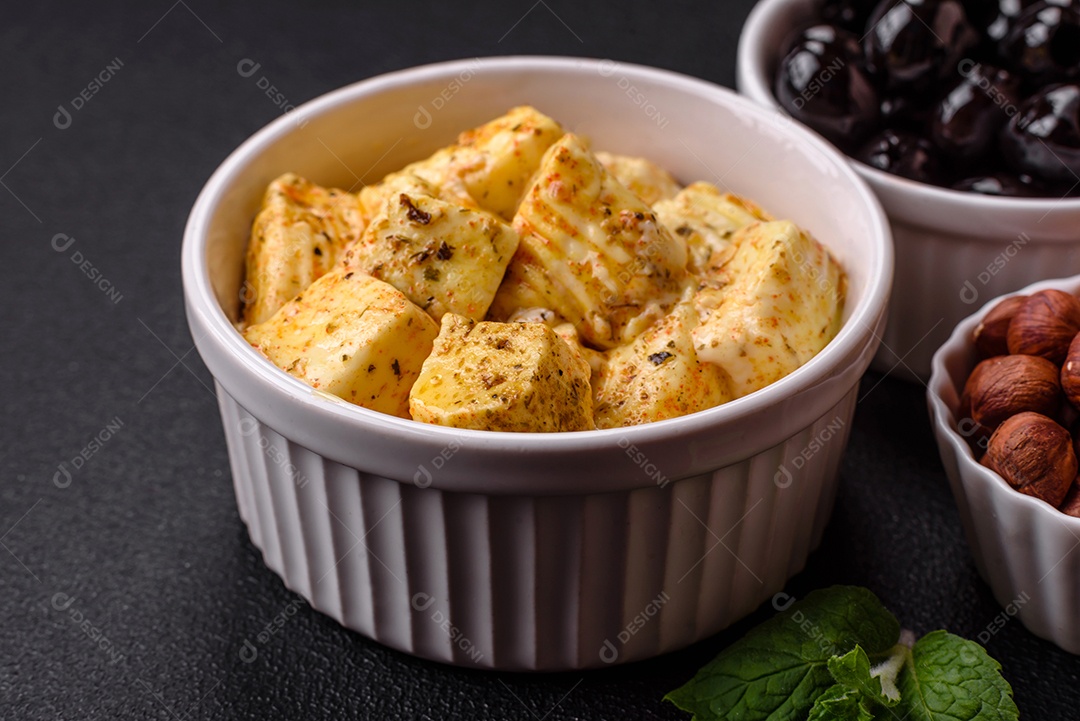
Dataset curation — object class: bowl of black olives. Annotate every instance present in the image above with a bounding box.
[738,0,1080,379]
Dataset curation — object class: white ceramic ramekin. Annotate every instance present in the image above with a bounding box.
[182,56,893,671]
[738,0,1080,381]
[929,276,1080,655]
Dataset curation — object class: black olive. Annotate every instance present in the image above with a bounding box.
[999,1,1080,85]
[774,24,880,148]
[773,0,1080,195]
[856,128,945,184]
[932,63,1022,162]
[864,0,979,93]
[1001,83,1080,183]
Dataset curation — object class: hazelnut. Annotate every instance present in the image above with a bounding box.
[1007,289,1080,365]
[1061,400,1080,431]
[957,361,994,453]
[965,355,1061,432]
[973,295,1027,358]
[1060,332,1080,410]
[982,412,1077,507]
[1061,481,1080,518]
[959,357,986,419]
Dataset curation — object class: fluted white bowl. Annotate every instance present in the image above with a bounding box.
[738,0,1080,381]
[930,275,1080,655]
[182,56,893,670]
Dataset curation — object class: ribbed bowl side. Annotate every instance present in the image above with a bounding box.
[955,461,1080,655]
[875,221,1080,380]
[220,386,858,671]
[934,425,990,582]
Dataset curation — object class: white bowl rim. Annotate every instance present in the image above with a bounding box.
[928,275,1080,527]
[737,0,1080,217]
[182,55,892,454]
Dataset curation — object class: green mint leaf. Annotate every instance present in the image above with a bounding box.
[664,586,900,721]
[807,684,876,721]
[827,645,901,708]
[896,630,1019,721]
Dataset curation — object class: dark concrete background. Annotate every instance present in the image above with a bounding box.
[1,1,1076,718]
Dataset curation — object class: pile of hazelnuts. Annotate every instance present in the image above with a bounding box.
[961,289,1080,515]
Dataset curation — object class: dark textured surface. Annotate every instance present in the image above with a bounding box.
[2,1,1078,719]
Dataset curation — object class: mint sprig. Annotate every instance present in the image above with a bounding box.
[664,586,899,721]
[665,586,1018,721]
